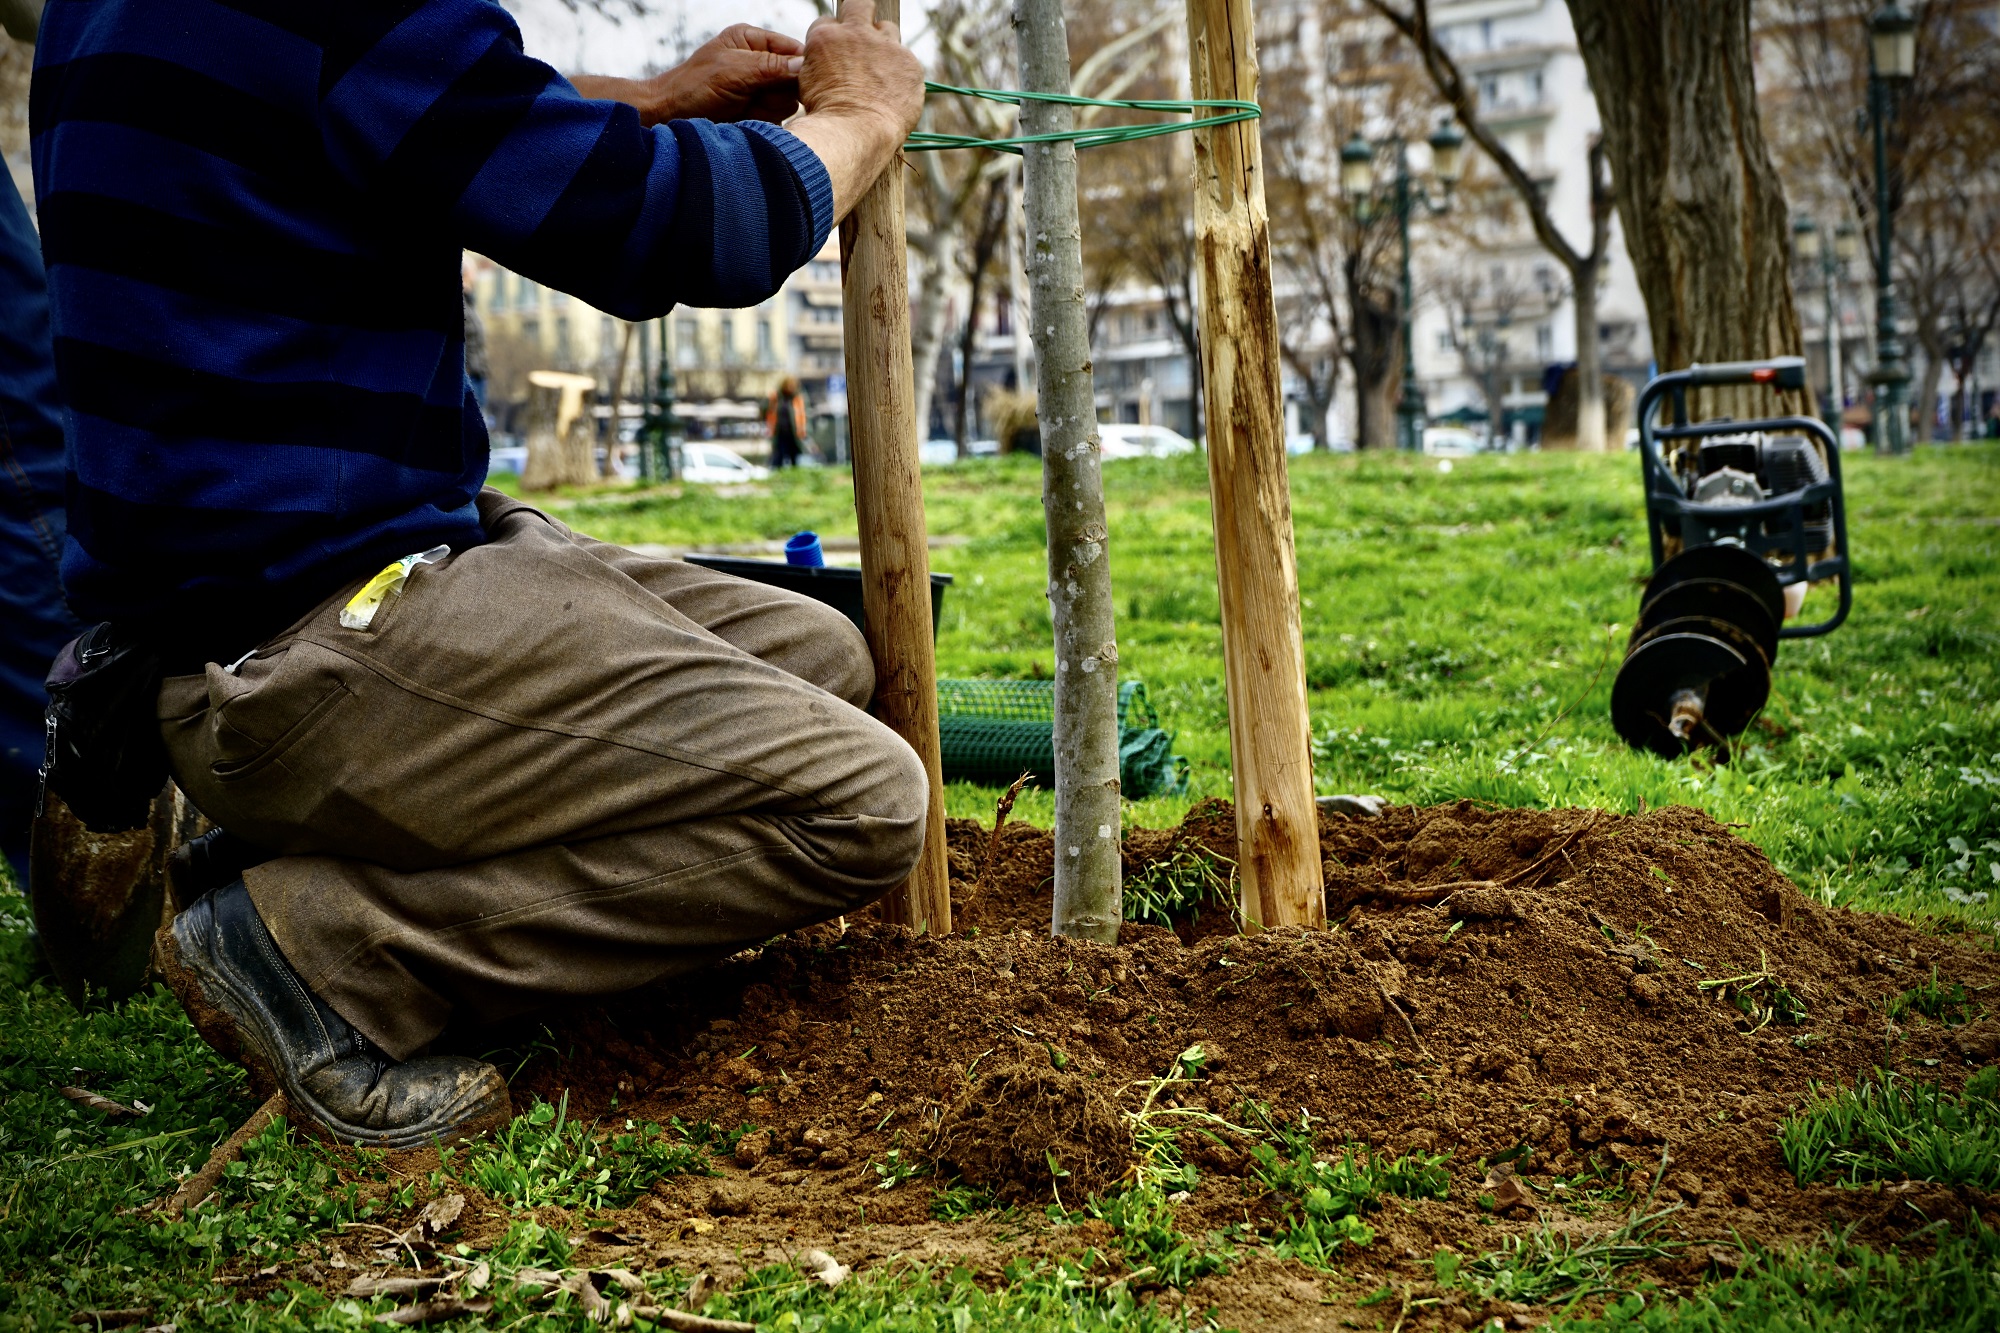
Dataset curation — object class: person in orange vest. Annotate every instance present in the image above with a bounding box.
[767,376,809,467]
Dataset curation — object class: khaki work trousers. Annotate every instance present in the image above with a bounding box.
[157,491,926,1058]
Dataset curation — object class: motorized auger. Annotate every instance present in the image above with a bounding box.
[1611,357,1852,756]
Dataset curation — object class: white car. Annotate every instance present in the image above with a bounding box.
[1421,426,1485,456]
[679,442,770,484]
[1096,423,1197,459]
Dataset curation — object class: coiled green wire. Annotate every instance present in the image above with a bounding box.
[906,81,1260,155]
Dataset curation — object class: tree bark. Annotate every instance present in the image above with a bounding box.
[1016,0,1122,943]
[1185,0,1323,931]
[1565,0,1805,420]
[601,321,634,478]
[1571,254,1604,450]
[1346,257,1399,450]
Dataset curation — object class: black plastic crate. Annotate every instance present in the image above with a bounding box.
[682,555,952,642]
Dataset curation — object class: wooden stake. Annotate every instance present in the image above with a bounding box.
[1184,0,1323,930]
[840,0,951,935]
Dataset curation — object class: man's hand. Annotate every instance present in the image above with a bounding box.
[573,25,804,128]
[788,1,927,222]
[799,0,925,140]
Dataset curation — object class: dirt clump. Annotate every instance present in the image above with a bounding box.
[932,1043,1134,1202]
[387,799,2000,1328]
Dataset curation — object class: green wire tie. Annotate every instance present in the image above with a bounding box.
[906,81,1260,155]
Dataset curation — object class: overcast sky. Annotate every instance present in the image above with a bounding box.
[510,0,835,80]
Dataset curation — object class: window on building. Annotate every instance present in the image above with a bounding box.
[676,317,698,368]
[757,318,775,365]
[520,316,539,343]
[1478,73,1498,105]
[516,278,538,311]
[1438,329,1454,353]
[488,271,506,310]
[720,314,738,364]
[1535,324,1553,359]
[1480,19,1493,49]
[1529,70,1544,102]
[554,316,571,363]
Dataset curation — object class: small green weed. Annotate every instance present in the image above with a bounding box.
[1551,1221,2000,1332]
[1779,1065,2000,1189]
[1244,1106,1451,1269]
[456,1093,711,1210]
[1079,1185,1233,1287]
[875,1147,930,1190]
[1696,952,1809,1031]
[930,1178,1008,1221]
[1454,1206,1682,1307]
[1887,966,1978,1025]
[1123,842,1235,928]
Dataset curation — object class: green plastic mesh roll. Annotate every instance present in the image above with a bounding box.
[935,679,1190,798]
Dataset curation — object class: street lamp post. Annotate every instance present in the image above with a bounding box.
[1343,120,1463,451]
[1792,215,1860,436]
[1867,2,1916,455]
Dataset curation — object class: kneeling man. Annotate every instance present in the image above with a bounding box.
[33,0,925,1146]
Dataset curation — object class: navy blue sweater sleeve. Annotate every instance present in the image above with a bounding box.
[318,0,834,319]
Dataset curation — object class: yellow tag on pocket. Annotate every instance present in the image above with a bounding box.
[338,545,449,630]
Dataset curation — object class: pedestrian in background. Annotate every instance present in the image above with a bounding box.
[767,375,808,468]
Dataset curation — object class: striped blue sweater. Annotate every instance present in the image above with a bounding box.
[31,0,833,663]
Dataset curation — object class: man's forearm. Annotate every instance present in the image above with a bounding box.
[786,111,903,225]
[570,74,664,125]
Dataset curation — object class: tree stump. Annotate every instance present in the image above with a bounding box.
[521,370,599,491]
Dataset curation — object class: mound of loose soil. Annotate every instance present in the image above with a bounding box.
[417,802,2000,1327]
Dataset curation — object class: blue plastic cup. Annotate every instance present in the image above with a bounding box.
[784,530,824,567]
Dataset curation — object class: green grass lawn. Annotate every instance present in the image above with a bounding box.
[4,443,1996,1330]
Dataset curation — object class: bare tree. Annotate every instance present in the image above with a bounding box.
[908,2,1175,446]
[1760,0,2000,441]
[1260,6,1436,450]
[1015,0,1121,943]
[1087,137,1206,438]
[952,176,1010,452]
[1439,262,1535,438]
[1367,0,1616,450]
[1563,0,1806,420]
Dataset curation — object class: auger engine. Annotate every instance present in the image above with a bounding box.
[1611,358,1852,756]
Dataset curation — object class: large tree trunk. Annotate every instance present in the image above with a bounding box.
[1347,263,1399,450]
[1565,0,1805,420]
[1016,0,1122,944]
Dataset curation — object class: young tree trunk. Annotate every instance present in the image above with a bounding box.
[1015,0,1122,944]
[1913,341,1945,443]
[1565,0,1805,420]
[1571,256,1605,452]
[954,274,985,455]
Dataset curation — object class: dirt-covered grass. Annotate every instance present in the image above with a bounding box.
[3,443,1996,1330]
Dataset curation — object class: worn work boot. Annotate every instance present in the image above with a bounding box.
[157,882,511,1149]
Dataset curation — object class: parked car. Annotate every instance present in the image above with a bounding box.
[1096,423,1197,459]
[1287,432,1357,454]
[680,442,770,484]
[1421,426,1485,456]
